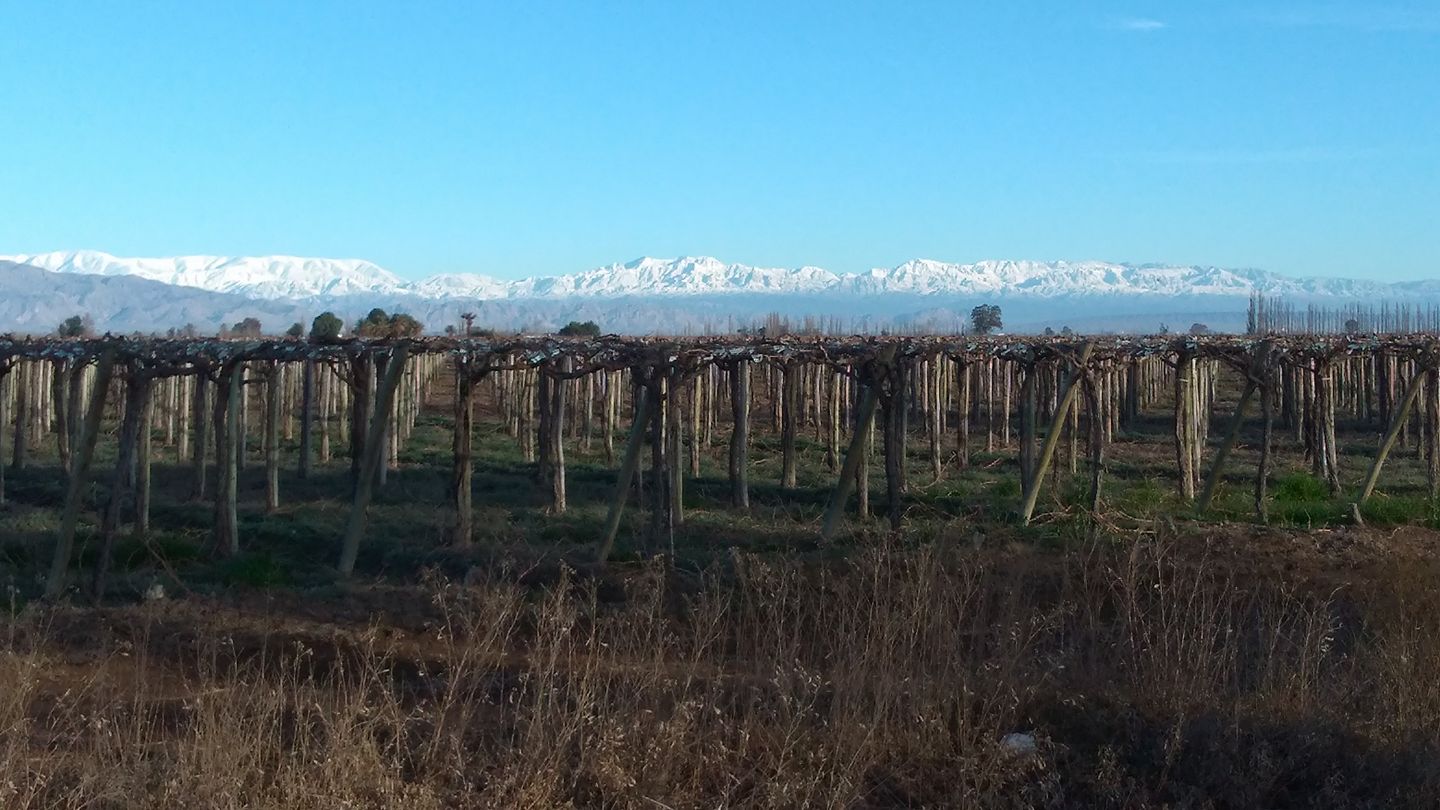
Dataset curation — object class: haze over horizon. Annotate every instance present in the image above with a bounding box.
[3,1,1438,282]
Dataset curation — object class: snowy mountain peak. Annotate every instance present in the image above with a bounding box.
[1,249,1422,304]
[1,249,408,300]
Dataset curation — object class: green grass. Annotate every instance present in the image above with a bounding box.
[1275,472,1329,503]
[218,551,293,588]
[6,372,1440,599]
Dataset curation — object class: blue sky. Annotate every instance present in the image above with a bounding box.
[2,1,1437,281]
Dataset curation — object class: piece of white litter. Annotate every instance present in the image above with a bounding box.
[1001,732,1037,755]
[143,582,166,602]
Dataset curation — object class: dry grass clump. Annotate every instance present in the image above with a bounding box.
[4,536,1440,808]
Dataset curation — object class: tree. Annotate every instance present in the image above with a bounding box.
[231,317,263,338]
[1345,318,1362,334]
[356,308,390,337]
[1043,326,1056,337]
[285,322,304,339]
[310,311,344,341]
[970,304,1002,335]
[558,320,601,338]
[356,308,423,338]
[389,313,424,338]
[57,314,93,338]
[1189,322,1212,336]
[457,312,495,338]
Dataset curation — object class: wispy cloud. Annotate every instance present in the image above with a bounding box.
[1251,6,1440,33]
[1110,17,1167,31]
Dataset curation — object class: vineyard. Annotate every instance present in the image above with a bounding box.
[4,332,1440,806]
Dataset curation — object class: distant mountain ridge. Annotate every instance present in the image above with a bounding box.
[2,249,1436,336]
[6,250,1432,302]
[2,250,405,300]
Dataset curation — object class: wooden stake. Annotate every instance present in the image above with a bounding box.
[339,345,410,577]
[1195,382,1258,514]
[819,347,894,539]
[1358,366,1431,505]
[728,360,750,508]
[45,350,116,600]
[598,373,653,562]
[264,363,281,513]
[1019,341,1095,525]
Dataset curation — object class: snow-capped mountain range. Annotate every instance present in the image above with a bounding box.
[1,249,1435,335]
[6,250,1429,303]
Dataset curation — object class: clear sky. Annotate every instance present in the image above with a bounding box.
[2,1,1437,281]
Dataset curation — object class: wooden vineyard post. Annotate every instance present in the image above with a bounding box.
[52,359,70,471]
[954,358,970,469]
[858,391,873,519]
[647,375,670,552]
[1256,370,1275,524]
[984,358,995,453]
[728,359,750,509]
[450,355,480,546]
[212,364,241,558]
[136,385,154,537]
[880,357,907,530]
[583,372,595,455]
[895,359,910,497]
[552,360,569,513]
[319,364,332,464]
[191,371,209,500]
[0,363,8,506]
[92,367,152,600]
[264,362,281,513]
[298,359,315,479]
[1195,382,1258,514]
[1084,371,1104,514]
[347,353,372,488]
[928,356,943,481]
[1314,357,1342,495]
[67,363,86,466]
[689,374,702,478]
[236,366,248,472]
[535,358,567,513]
[667,368,684,529]
[1174,347,1197,500]
[1124,360,1140,427]
[819,346,894,540]
[176,374,190,464]
[1358,364,1432,506]
[1018,360,1038,495]
[373,352,392,489]
[826,370,841,471]
[603,370,618,464]
[1002,360,1013,448]
[780,360,799,490]
[598,371,653,562]
[11,359,28,471]
[1197,341,1275,515]
[536,364,554,489]
[1428,367,1440,500]
[339,344,410,578]
[45,349,116,600]
[1019,341,1095,526]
